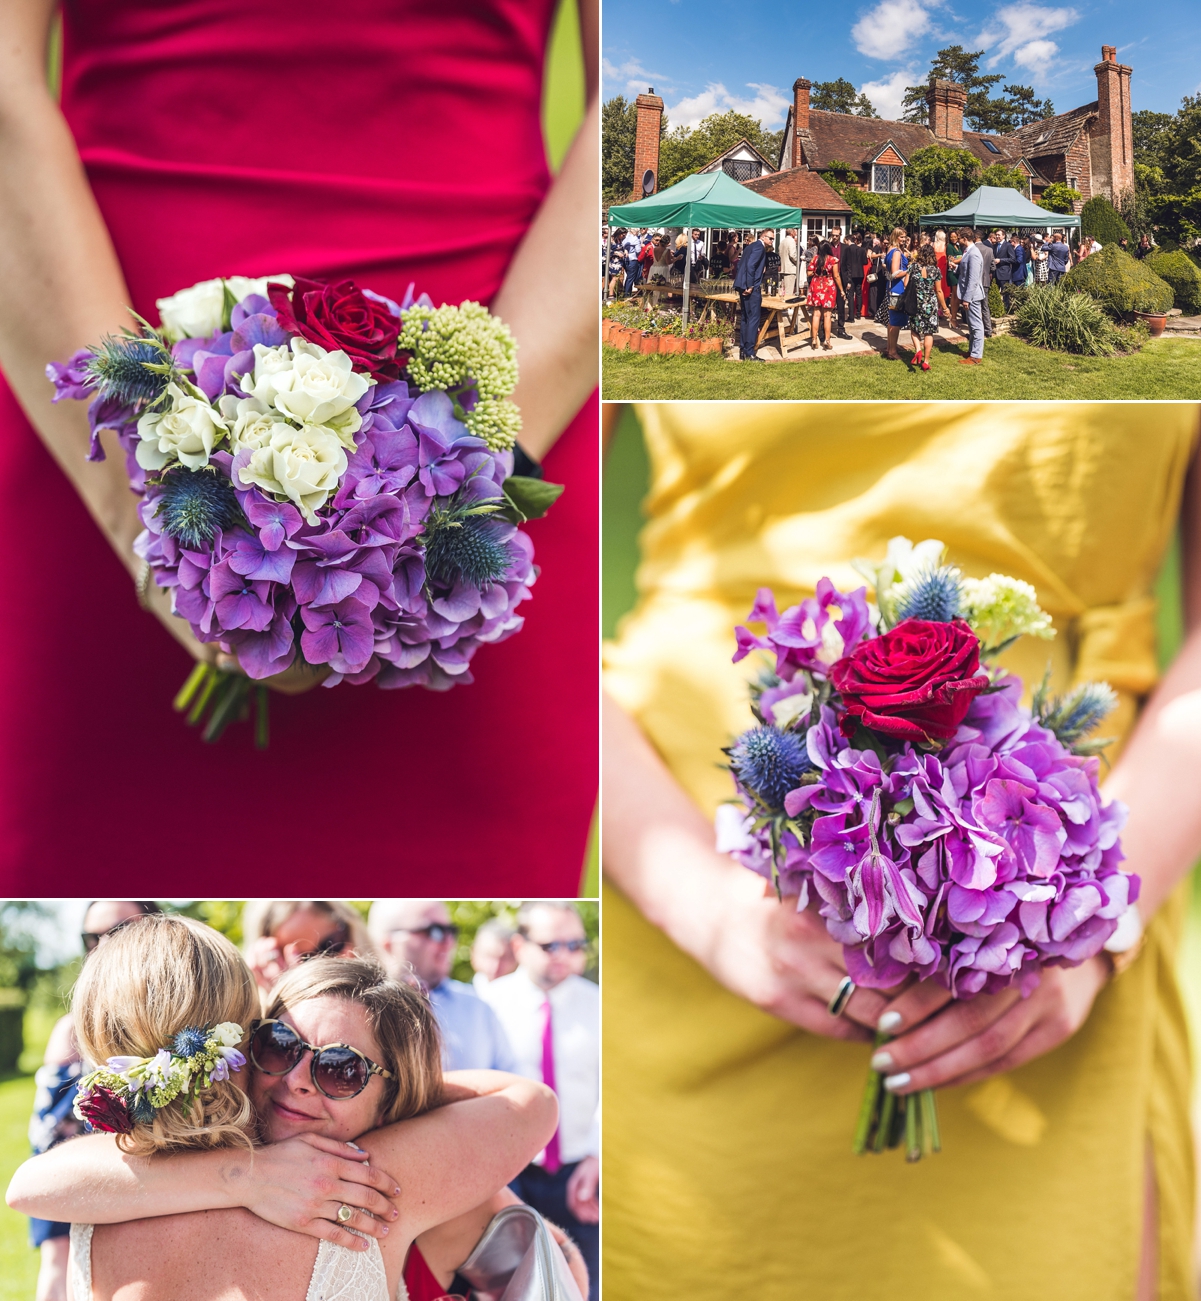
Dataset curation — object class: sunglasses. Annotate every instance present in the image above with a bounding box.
[81,915,139,953]
[296,921,351,959]
[531,939,588,955]
[249,1019,394,1100]
[392,923,459,944]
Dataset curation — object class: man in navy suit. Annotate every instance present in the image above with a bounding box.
[734,229,773,361]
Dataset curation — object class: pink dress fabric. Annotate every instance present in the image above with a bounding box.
[0,0,597,892]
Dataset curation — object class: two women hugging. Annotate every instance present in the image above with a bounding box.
[6,913,586,1301]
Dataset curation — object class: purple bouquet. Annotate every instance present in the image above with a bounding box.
[49,274,561,743]
[718,538,1134,1160]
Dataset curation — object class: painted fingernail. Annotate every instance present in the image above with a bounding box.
[381,1226,389,1235]
[870,1050,894,1072]
[390,1209,398,1220]
[883,1072,911,1092]
[394,1187,401,1196]
[878,1010,903,1033]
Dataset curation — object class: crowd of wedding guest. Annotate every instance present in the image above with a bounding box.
[604,219,1138,368]
[25,899,600,1301]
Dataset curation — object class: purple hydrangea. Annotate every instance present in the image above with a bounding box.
[734,580,872,681]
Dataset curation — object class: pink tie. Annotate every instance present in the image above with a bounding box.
[540,998,562,1173]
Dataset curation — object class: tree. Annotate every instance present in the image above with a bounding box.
[811,78,877,118]
[602,95,640,205]
[657,110,781,189]
[979,162,1029,192]
[1080,196,1131,246]
[1038,182,1083,215]
[900,47,1052,133]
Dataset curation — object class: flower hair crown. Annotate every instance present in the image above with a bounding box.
[73,1022,246,1135]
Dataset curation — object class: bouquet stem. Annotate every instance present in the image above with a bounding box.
[172,663,269,748]
[852,1031,940,1162]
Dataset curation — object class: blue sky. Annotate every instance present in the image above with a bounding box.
[602,0,1200,129]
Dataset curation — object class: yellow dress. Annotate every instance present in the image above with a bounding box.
[603,403,1200,1301]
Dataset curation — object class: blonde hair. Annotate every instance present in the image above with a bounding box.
[890,227,909,247]
[241,900,377,966]
[73,915,260,1157]
[264,957,443,1126]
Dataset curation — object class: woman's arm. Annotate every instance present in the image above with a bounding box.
[602,692,889,1038]
[5,1133,403,1251]
[363,1070,558,1260]
[486,0,597,461]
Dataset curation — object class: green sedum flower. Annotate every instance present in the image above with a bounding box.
[960,573,1055,654]
[397,302,520,450]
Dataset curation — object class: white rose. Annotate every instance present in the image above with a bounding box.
[135,384,228,471]
[217,395,290,453]
[156,274,294,342]
[236,421,348,523]
[241,338,370,448]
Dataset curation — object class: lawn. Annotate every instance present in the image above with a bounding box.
[602,335,1201,400]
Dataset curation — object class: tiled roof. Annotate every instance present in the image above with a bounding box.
[1011,103,1097,160]
[743,166,852,213]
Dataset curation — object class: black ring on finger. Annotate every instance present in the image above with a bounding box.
[827,975,856,1018]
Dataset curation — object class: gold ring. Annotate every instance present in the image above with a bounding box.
[337,1205,353,1224]
[827,976,855,1018]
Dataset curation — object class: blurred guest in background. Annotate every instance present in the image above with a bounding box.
[368,899,514,1073]
[471,918,518,995]
[242,900,373,994]
[483,902,599,1299]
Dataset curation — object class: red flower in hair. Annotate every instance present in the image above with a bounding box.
[76,1085,134,1135]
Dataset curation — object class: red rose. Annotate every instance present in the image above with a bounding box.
[268,277,401,380]
[829,618,989,742]
[77,1086,134,1135]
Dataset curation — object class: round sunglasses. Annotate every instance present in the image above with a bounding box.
[249,1019,394,1100]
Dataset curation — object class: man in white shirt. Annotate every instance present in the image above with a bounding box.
[779,228,799,298]
[366,899,514,1074]
[482,902,599,1299]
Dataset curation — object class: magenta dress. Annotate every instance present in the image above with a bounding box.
[0,0,597,893]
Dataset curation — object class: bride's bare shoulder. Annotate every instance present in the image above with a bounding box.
[91,1209,318,1300]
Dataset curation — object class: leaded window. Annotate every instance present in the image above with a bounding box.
[871,163,904,194]
[723,158,762,182]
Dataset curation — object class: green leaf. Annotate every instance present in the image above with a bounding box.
[220,280,238,333]
[498,475,565,524]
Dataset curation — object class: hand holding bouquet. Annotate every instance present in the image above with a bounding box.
[719,538,1134,1160]
[48,275,561,743]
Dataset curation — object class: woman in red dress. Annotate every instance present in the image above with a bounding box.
[0,0,598,892]
[805,240,843,351]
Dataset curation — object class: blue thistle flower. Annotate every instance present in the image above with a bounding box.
[893,565,963,623]
[157,470,244,550]
[86,334,172,407]
[730,726,811,812]
[129,1093,156,1125]
[172,1026,209,1059]
[1036,679,1117,746]
[423,502,513,588]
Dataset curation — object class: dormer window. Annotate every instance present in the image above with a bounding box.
[723,158,762,182]
[871,163,904,193]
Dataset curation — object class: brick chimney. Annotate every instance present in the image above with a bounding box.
[1092,45,1133,200]
[788,78,811,168]
[927,79,967,143]
[631,88,663,200]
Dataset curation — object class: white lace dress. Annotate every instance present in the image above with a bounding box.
[70,1222,410,1301]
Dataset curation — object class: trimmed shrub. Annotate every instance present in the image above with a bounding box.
[1080,196,1131,247]
[1062,244,1174,316]
[1145,250,1201,313]
[988,283,1004,320]
[1011,285,1143,356]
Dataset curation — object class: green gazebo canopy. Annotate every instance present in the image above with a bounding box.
[918,185,1081,230]
[607,168,804,229]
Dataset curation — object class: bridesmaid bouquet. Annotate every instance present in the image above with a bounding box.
[48,275,560,743]
[718,538,1134,1161]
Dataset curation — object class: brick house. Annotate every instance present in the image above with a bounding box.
[774,45,1133,212]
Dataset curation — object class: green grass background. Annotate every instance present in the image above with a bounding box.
[603,336,1201,402]
[0,9,590,1296]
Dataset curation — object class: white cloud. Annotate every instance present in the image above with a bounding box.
[666,82,791,131]
[852,0,937,62]
[860,68,917,121]
[602,56,670,98]
[976,4,1078,76]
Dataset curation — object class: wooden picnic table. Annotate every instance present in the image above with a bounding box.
[648,284,810,352]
